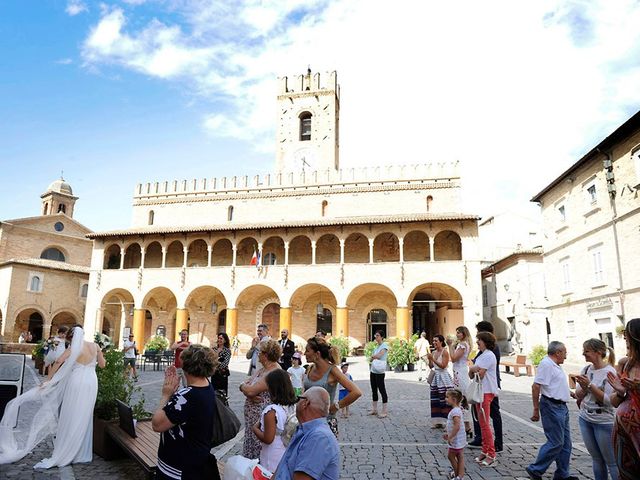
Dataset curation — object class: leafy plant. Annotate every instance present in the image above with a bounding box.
[31,339,48,359]
[406,334,419,364]
[387,338,407,368]
[95,348,149,420]
[364,341,377,362]
[616,325,625,337]
[528,345,547,366]
[329,336,350,361]
[145,335,169,352]
[94,332,113,351]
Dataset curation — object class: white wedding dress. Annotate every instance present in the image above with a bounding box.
[0,327,98,468]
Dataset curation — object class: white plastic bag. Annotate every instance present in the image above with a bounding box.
[224,455,259,480]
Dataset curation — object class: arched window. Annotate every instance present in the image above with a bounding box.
[321,200,328,217]
[148,210,155,225]
[30,276,42,292]
[41,247,65,262]
[426,195,433,212]
[80,284,88,298]
[263,252,277,265]
[316,308,332,336]
[43,203,49,215]
[299,112,312,141]
[227,205,234,221]
[57,204,66,214]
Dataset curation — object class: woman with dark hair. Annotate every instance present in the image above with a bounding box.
[427,334,454,428]
[369,330,389,418]
[0,324,106,467]
[239,339,282,459]
[469,332,499,467]
[211,333,232,402]
[303,336,362,436]
[253,369,297,472]
[608,318,640,480]
[152,344,219,479]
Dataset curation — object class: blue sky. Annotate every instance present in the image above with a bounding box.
[1,0,640,231]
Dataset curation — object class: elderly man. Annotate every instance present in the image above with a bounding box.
[526,341,578,480]
[245,324,270,376]
[274,386,339,480]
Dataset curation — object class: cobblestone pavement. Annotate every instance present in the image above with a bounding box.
[0,355,597,480]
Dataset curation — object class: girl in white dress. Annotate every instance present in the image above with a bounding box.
[448,326,472,436]
[0,325,105,467]
[252,369,297,473]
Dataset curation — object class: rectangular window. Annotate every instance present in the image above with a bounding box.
[591,248,604,285]
[586,184,597,204]
[633,148,640,187]
[300,117,312,141]
[558,205,566,222]
[482,284,488,306]
[560,258,571,291]
[567,319,576,337]
[599,331,614,348]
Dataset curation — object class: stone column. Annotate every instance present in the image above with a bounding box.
[429,237,435,262]
[336,307,349,337]
[140,246,146,269]
[232,244,237,267]
[182,247,188,268]
[175,308,189,339]
[207,245,213,267]
[133,308,145,350]
[284,241,290,266]
[311,240,317,265]
[227,308,238,337]
[258,243,263,266]
[398,237,404,263]
[119,248,125,269]
[161,247,167,269]
[396,306,410,339]
[368,238,374,264]
[339,239,345,264]
[279,307,292,335]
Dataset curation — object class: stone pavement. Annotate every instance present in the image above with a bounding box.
[0,355,597,480]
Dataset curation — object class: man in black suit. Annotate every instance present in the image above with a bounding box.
[278,329,296,371]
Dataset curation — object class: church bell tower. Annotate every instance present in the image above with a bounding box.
[275,68,340,173]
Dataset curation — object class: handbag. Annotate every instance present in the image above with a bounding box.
[211,391,241,446]
[426,370,435,384]
[465,372,484,405]
[371,359,386,374]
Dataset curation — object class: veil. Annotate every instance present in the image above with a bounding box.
[0,326,85,464]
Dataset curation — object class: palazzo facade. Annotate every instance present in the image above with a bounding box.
[83,70,482,350]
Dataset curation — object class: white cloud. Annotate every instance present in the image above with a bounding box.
[66,0,88,16]
[55,58,73,65]
[80,0,640,216]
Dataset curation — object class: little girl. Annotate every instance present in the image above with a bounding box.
[338,362,352,417]
[443,389,466,480]
[287,352,305,396]
[252,369,297,473]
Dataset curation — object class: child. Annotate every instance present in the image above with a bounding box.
[443,389,466,480]
[287,352,305,396]
[252,369,297,473]
[338,362,352,417]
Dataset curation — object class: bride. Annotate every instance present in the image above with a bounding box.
[0,325,105,467]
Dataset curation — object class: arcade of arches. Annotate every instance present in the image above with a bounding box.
[98,282,465,351]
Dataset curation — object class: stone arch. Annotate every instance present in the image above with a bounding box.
[142,287,178,343]
[234,285,281,338]
[123,242,142,269]
[434,230,462,261]
[14,306,47,343]
[346,283,398,344]
[256,297,281,335]
[103,244,121,269]
[344,232,368,263]
[407,282,463,340]
[99,288,136,347]
[373,232,400,262]
[315,234,339,264]
[144,241,163,268]
[288,235,311,265]
[212,238,233,266]
[187,239,208,267]
[404,230,430,261]
[51,310,79,331]
[237,237,259,266]
[165,240,184,268]
[184,285,228,347]
[263,236,285,266]
[288,283,338,339]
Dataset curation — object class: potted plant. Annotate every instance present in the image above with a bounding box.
[93,336,150,460]
[406,334,419,371]
[329,336,350,362]
[145,334,169,353]
[31,339,47,375]
[528,345,547,368]
[387,338,406,373]
[364,341,377,362]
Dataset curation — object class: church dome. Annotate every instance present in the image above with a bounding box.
[47,177,73,195]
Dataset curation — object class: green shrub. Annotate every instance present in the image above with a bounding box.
[406,334,419,364]
[387,338,406,368]
[529,345,547,366]
[364,341,377,362]
[329,336,350,361]
[145,335,169,352]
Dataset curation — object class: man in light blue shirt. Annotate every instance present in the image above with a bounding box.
[274,386,339,480]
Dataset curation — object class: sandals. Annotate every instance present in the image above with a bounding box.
[481,456,497,467]
[474,453,487,463]
[367,410,378,416]
[378,413,388,418]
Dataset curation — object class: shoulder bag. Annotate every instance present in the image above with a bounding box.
[371,359,386,374]
[465,372,484,404]
[212,391,241,446]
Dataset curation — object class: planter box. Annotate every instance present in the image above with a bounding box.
[407,363,415,372]
[93,417,126,460]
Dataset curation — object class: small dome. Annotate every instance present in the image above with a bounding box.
[47,177,73,195]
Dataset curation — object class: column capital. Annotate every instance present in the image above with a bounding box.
[368,238,374,246]
[207,244,213,252]
[339,238,345,246]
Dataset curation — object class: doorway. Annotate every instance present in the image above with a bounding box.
[367,309,388,341]
[262,303,280,335]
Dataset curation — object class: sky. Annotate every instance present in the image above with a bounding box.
[1,0,640,231]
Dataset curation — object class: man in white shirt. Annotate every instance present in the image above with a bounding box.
[123,333,138,380]
[526,341,578,480]
[245,324,270,376]
[414,332,430,382]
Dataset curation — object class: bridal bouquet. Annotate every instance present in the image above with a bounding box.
[41,337,60,356]
[94,332,113,351]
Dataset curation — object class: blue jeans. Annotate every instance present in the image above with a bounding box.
[578,417,618,480]
[528,397,572,479]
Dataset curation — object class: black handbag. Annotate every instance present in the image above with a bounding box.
[211,391,241,447]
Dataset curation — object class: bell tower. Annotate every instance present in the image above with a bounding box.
[275,68,340,173]
[41,176,78,218]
